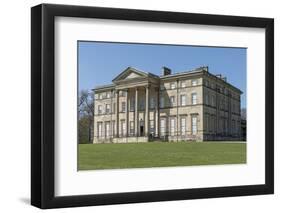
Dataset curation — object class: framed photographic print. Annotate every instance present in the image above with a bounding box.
[31,3,274,209]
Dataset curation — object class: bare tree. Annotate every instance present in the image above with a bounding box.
[78,90,95,143]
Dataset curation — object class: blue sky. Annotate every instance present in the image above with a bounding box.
[78,41,246,108]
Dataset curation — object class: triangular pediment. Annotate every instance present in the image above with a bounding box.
[112,67,148,82]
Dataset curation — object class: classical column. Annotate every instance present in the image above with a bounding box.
[126,89,129,137]
[135,88,139,137]
[145,85,150,137]
[155,88,159,137]
[176,79,179,141]
[115,89,119,137]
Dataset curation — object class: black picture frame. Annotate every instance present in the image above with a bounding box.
[31,3,274,209]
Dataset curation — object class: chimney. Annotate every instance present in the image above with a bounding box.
[162,66,172,76]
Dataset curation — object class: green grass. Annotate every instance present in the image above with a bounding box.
[78,142,246,170]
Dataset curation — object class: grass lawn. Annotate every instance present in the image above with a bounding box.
[78,142,246,170]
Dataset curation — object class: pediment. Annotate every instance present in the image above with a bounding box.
[112,67,148,82]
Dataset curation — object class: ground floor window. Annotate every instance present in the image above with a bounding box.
[170,117,176,136]
[130,121,134,136]
[112,121,115,137]
[97,122,102,138]
[149,120,155,135]
[192,116,197,135]
[180,117,186,135]
[105,121,110,138]
[121,120,126,136]
[160,118,166,136]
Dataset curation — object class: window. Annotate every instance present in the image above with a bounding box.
[113,103,116,113]
[170,118,176,136]
[99,93,103,100]
[105,121,110,138]
[130,121,134,135]
[95,94,99,100]
[180,117,186,135]
[181,81,186,88]
[205,114,209,132]
[121,120,126,136]
[150,97,155,109]
[105,104,110,114]
[205,93,209,105]
[160,84,165,90]
[170,82,176,89]
[169,96,175,106]
[112,121,115,137]
[139,99,145,110]
[160,118,166,136]
[192,93,197,105]
[121,102,126,112]
[160,97,165,108]
[98,105,102,114]
[120,90,126,97]
[97,122,102,138]
[130,97,135,111]
[106,92,111,98]
[192,116,197,135]
[221,98,225,110]
[232,120,236,134]
[180,95,186,106]
[205,79,209,87]
[211,95,215,106]
[191,79,198,86]
[149,120,155,135]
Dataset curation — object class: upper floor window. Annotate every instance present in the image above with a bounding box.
[139,99,145,111]
[160,84,165,91]
[98,105,102,114]
[130,97,135,111]
[211,95,215,106]
[105,104,110,114]
[169,96,175,106]
[180,81,186,88]
[106,92,111,99]
[170,82,176,89]
[99,93,103,100]
[191,79,198,86]
[150,97,155,109]
[180,95,186,106]
[160,97,165,108]
[205,79,209,87]
[192,93,197,105]
[205,93,209,105]
[94,94,99,100]
[121,102,126,112]
[120,90,127,97]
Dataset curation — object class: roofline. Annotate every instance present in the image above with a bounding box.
[92,83,115,92]
[160,69,203,79]
[91,66,243,94]
[206,72,243,94]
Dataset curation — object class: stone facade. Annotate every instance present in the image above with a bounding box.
[92,66,242,143]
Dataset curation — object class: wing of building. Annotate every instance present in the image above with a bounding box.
[92,66,242,143]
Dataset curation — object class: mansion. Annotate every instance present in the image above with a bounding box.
[92,66,242,143]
